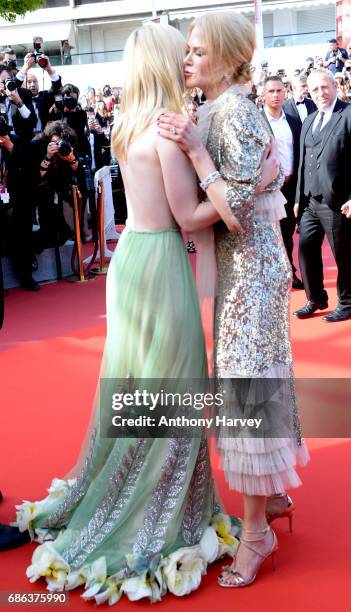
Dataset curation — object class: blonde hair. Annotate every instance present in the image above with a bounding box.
[112,24,186,161]
[189,11,256,85]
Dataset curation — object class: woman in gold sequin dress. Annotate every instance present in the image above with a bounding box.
[158,11,309,588]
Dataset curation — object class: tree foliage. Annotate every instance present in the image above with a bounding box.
[0,0,45,22]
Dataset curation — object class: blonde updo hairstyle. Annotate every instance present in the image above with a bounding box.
[189,11,256,85]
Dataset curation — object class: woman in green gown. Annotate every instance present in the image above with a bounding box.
[14,24,239,604]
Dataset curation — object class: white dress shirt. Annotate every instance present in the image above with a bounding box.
[89,132,96,171]
[294,98,308,123]
[264,107,294,176]
[312,97,338,132]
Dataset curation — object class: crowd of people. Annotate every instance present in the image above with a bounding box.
[0,47,118,301]
[0,37,349,299]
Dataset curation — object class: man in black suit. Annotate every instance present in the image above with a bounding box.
[294,69,351,322]
[283,75,317,127]
[261,75,303,289]
[0,64,36,141]
[15,53,62,133]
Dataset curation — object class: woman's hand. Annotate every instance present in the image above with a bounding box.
[157,112,205,159]
[47,141,58,159]
[341,200,351,219]
[257,139,280,192]
[0,135,13,153]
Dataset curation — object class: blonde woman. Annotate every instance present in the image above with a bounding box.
[158,11,309,588]
[14,24,245,605]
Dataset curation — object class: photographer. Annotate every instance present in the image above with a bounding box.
[0,116,38,290]
[300,57,315,78]
[48,84,87,154]
[324,38,348,75]
[31,121,79,250]
[80,108,111,241]
[15,53,62,133]
[102,85,115,115]
[0,64,36,141]
[0,47,18,74]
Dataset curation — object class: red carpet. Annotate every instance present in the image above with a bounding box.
[0,237,350,611]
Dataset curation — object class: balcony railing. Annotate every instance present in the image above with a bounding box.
[264,29,336,48]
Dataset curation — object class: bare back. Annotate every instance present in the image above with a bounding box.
[120,124,178,231]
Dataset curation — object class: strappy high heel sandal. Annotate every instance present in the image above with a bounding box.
[266,494,295,533]
[218,526,278,588]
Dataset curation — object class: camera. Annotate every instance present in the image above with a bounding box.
[57,140,71,157]
[63,95,78,110]
[0,116,11,137]
[4,78,17,92]
[54,94,63,110]
[31,37,48,69]
[4,59,17,71]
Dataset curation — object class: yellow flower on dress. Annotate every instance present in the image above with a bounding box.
[210,513,239,557]
[26,543,69,591]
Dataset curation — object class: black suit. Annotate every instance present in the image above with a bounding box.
[261,108,301,275]
[296,98,351,308]
[283,96,317,127]
[31,77,62,131]
[9,136,36,283]
[6,88,36,141]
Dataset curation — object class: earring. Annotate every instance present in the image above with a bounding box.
[223,73,232,84]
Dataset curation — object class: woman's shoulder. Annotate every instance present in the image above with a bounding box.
[215,93,269,142]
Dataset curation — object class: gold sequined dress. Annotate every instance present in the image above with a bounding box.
[198,85,309,496]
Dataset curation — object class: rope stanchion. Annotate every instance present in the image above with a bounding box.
[91,180,109,275]
[66,185,94,283]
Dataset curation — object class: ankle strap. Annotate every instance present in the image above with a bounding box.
[242,525,270,542]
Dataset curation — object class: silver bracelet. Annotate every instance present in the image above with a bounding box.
[200,170,221,191]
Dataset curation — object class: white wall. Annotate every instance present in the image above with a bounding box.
[30,62,125,92]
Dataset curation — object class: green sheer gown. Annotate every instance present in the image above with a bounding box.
[15,227,239,605]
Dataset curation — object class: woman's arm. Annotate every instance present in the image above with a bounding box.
[157,110,279,230]
[156,135,237,233]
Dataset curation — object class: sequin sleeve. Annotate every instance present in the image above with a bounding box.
[218,98,270,226]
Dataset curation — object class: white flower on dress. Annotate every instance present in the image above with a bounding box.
[26,543,69,590]
[162,546,206,597]
[14,501,44,538]
[120,567,164,603]
[200,526,219,562]
[81,557,108,600]
[47,478,75,499]
[65,569,87,591]
[94,572,125,606]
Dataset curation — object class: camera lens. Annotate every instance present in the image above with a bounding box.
[5,79,17,92]
[57,140,71,156]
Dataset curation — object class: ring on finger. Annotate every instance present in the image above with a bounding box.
[170,126,177,135]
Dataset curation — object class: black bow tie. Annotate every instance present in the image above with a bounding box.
[296,100,305,106]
